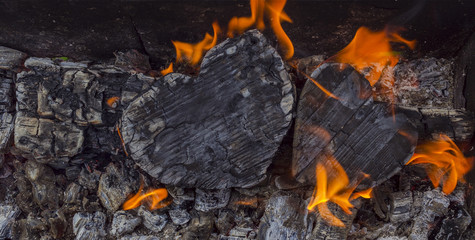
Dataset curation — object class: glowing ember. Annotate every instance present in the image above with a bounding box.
[227,0,294,59]
[123,183,169,210]
[172,21,221,65]
[405,134,473,195]
[106,97,120,108]
[331,26,416,86]
[307,154,371,227]
[161,63,173,76]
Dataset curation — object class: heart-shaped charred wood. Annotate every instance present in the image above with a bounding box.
[293,63,417,187]
[121,30,295,189]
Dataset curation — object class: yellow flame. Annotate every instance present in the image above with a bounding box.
[405,134,473,194]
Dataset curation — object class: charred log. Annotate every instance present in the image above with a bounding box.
[120,30,295,189]
[293,63,418,187]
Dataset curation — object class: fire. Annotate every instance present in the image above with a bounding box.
[123,183,170,210]
[405,134,473,195]
[172,21,221,65]
[227,0,294,59]
[332,26,416,86]
[106,97,120,108]
[117,125,128,157]
[227,0,265,37]
[161,63,173,76]
[266,0,294,59]
[307,154,372,227]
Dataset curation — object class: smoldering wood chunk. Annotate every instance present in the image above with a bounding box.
[194,189,231,212]
[258,191,308,240]
[0,46,27,70]
[97,163,135,211]
[0,113,14,153]
[307,202,357,240]
[293,63,417,187]
[434,206,471,240]
[398,107,475,141]
[14,113,84,164]
[14,57,150,163]
[121,30,295,189]
[0,204,20,239]
[72,211,107,240]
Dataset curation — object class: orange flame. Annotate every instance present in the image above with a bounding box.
[233,199,258,207]
[227,0,294,59]
[106,97,120,108]
[172,21,221,65]
[228,0,265,37]
[123,183,169,210]
[307,154,371,227]
[405,134,473,195]
[265,0,294,59]
[161,63,173,76]
[350,187,373,200]
[117,125,128,157]
[332,26,415,86]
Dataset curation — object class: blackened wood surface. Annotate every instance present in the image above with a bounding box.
[293,63,417,187]
[121,30,295,189]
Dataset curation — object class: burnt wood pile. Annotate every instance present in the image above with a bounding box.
[0,30,473,240]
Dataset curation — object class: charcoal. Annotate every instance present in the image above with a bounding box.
[0,204,20,239]
[72,211,107,240]
[44,210,67,239]
[181,211,215,240]
[375,58,455,109]
[137,206,168,233]
[293,63,417,187]
[169,209,191,225]
[121,30,295,189]
[78,168,101,191]
[409,189,450,239]
[0,113,14,153]
[216,210,235,235]
[110,211,142,237]
[167,187,195,206]
[258,191,308,240]
[97,163,135,211]
[0,77,14,113]
[434,206,471,240]
[119,236,160,240]
[63,183,82,205]
[13,57,147,164]
[0,46,27,70]
[24,160,59,209]
[389,191,413,223]
[195,188,231,212]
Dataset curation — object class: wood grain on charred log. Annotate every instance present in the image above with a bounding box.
[293,63,417,187]
[121,30,295,189]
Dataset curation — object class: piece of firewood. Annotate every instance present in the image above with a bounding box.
[120,30,295,189]
[293,63,417,187]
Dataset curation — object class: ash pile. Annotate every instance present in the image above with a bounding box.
[0,30,474,240]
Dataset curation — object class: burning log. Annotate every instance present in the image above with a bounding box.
[292,63,418,187]
[121,30,295,189]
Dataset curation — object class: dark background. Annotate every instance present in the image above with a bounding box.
[0,0,473,68]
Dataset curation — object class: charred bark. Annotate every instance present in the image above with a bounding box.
[121,30,295,189]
